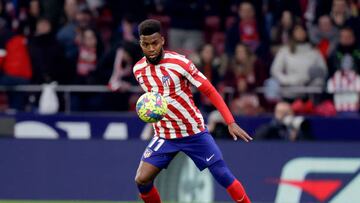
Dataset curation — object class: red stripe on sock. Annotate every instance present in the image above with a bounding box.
[226,179,251,203]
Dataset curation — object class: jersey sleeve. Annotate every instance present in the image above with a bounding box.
[181,61,207,87]
[198,80,235,124]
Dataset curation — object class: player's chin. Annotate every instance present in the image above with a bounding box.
[146,55,161,64]
[147,54,158,59]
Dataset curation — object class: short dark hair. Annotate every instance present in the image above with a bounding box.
[138,19,161,36]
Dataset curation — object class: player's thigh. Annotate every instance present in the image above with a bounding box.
[135,160,161,185]
[136,136,178,184]
[182,132,223,171]
[141,136,178,169]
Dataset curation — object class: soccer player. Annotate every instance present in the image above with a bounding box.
[134,19,252,203]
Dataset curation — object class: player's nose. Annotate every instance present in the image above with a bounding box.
[148,44,156,52]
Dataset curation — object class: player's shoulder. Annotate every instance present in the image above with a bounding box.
[163,51,192,69]
[164,50,191,64]
[133,57,147,74]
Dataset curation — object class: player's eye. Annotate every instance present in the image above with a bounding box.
[141,42,149,47]
[151,40,159,45]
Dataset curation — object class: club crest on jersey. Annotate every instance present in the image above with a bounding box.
[137,76,144,84]
[162,75,170,87]
[143,148,153,158]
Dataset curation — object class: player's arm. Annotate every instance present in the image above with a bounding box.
[182,61,252,142]
[198,80,252,142]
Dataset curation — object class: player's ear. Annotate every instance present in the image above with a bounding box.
[161,36,165,46]
[139,37,144,49]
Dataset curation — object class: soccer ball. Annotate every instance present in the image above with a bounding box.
[136,92,168,123]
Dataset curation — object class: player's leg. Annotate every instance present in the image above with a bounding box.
[135,136,178,203]
[180,131,251,203]
[135,161,162,203]
[208,160,251,203]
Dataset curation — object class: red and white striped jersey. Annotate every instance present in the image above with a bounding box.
[133,51,207,139]
[327,70,360,112]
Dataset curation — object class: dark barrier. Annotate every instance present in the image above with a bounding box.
[215,142,360,202]
[2,113,360,140]
[0,139,146,201]
[1,139,359,202]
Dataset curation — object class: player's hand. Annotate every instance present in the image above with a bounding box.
[228,122,253,142]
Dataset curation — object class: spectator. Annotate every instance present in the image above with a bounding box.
[271,10,297,53]
[327,55,360,116]
[98,40,142,111]
[1,0,18,31]
[308,15,339,59]
[330,0,352,28]
[71,27,104,111]
[192,43,222,85]
[106,41,142,90]
[223,43,268,115]
[0,20,32,110]
[270,23,327,101]
[85,0,104,13]
[255,101,312,141]
[192,43,223,113]
[114,14,138,44]
[329,27,360,77]
[28,18,69,84]
[165,0,205,54]
[207,110,230,139]
[225,1,268,57]
[144,0,170,45]
[224,43,268,95]
[76,28,100,83]
[27,0,41,36]
[95,5,114,52]
[57,2,94,74]
[56,0,79,65]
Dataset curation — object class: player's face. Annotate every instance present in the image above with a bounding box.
[140,33,165,64]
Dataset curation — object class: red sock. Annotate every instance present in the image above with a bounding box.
[226,179,251,203]
[139,186,161,203]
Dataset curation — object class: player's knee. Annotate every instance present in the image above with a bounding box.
[135,171,152,185]
[209,160,235,188]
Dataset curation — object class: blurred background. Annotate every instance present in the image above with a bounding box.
[0,0,360,202]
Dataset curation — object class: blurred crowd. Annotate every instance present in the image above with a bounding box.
[0,0,359,116]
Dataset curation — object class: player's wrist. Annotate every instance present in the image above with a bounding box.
[226,120,235,125]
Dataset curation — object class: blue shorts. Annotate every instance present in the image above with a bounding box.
[141,130,223,171]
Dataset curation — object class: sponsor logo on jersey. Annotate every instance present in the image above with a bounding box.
[189,63,198,75]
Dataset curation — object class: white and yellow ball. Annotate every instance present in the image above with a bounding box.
[136,92,168,123]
